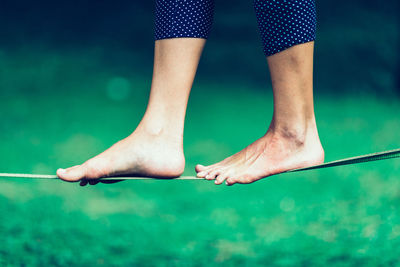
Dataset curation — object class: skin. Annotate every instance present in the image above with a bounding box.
[57,38,324,186]
[57,38,205,185]
[196,42,324,185]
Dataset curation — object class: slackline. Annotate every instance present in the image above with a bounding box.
[0,148,399,181]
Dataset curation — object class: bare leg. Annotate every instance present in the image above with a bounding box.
[195,42,324,185]
[57,38,206,185]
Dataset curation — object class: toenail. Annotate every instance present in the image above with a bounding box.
[58,168,66,174]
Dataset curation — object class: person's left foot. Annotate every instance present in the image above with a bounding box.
[195,124,324,185]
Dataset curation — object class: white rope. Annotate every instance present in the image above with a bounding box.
[0,148,399,181]
[0,173,202,180]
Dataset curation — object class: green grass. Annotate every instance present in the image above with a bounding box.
[1,49,400,266]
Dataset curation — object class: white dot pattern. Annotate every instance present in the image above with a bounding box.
[154,0,316,57]
[155,0,214,40]
[254,0,317,56]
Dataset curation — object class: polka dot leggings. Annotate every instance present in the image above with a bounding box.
[154,0,316,57]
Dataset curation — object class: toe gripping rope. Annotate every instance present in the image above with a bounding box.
[0,148,399,181]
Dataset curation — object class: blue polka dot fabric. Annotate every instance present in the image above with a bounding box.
[154,0,316,57]
[254,0,316,56]
[155,0,214,40]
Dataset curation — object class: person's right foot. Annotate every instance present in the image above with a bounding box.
[57,125,185,185]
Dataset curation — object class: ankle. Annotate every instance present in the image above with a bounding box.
[136,117,183,142]
[268,118,318,145]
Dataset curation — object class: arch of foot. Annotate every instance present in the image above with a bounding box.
[254,0,317,57]
[155,0,215,40]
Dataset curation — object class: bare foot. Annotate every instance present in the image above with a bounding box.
[57,126,185,186]
[195,124,324,185]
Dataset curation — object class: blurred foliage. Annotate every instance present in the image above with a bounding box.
[1,0,400,266]
[0,0,399,94]
[1,78,400,265]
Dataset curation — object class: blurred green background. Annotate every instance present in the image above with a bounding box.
[1,0,400,266]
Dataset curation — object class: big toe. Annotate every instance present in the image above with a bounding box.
[57,165,86,182]
[195,164,207,172]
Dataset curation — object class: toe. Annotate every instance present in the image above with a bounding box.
[195,164,207,172]
[196,170,209,178]
[196,162,223,177]
[229,174,257,185]
[205,169,220,180]
[226,177,237,186]
[215,172,229,185]
[57,165,86,182]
